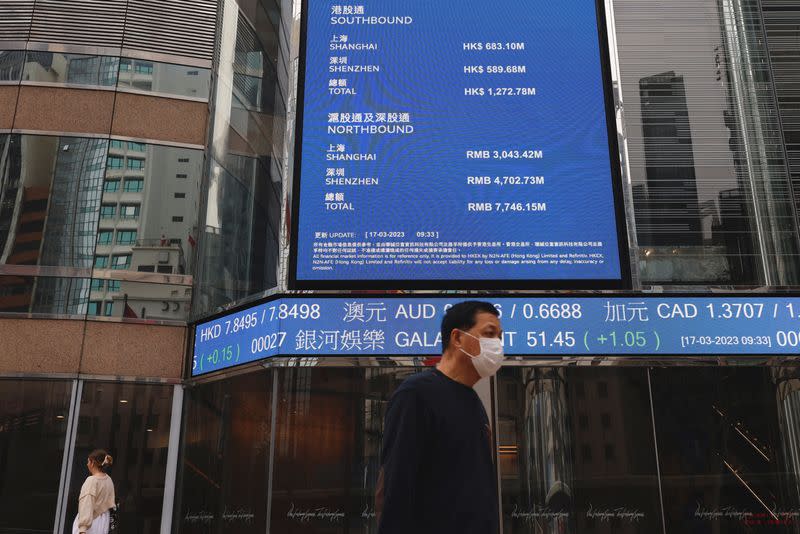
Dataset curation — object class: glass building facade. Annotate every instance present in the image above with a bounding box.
[1,0,800,533]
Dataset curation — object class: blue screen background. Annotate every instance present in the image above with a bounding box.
[296,0,623,281]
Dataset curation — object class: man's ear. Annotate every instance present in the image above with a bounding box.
[450,328,463,350]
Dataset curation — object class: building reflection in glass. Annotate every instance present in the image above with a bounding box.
[616,0,800,285]
[193,0,284,315]
[497,367,662,534]
[91,141,202,321]
[651,367,800,533]
[0,135,201,319]
[0,134,106,315]
[117,58,211,99]
[175,366,414,534]
[0,50,24,82]
[22,51,119,86]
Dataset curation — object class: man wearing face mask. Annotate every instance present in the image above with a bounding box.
[376,301,503,534]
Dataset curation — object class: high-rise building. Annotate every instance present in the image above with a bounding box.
[638,71,702,247]
[761,0,800,223]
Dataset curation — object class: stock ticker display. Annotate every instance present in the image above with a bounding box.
[192,296,800,376]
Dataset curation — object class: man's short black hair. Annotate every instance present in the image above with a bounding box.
[441,301,499,351]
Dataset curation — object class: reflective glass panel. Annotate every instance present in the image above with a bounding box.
[95,144,202,278]
[176,371,273,533]
[193,0,285,315]
[174,367,416,533]
[0,379,73,534]
[268,367,395,533]
[22,51,118,87]
[0,50,24,82]
[496,367,662,533]
[651,367,800,532]
[63,382,174,534]
[117,58,211,100]
[0,135,107,269]
[615,0,800,285]
[193,158,279,314]
[0,275,90,314]
[85,278,190,321]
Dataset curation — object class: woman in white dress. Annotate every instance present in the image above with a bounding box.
[72,449,116,534]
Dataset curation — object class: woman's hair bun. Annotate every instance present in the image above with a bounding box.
[89,449,112,471]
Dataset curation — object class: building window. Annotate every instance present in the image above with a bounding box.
[176,173,188,179]
[111,254,131,270]
[107,156,123,169]
[135,63,154,74]
[103,301,113,316]
[107,280,121,292]
[120,61,131,72]
[127,158,145,170]
[128,142,146,152]
[174,192,186,199]
[578,413,589,430]
[598,381,609,399]
[100,205,116,219]
[124,179,144,192]
[601,413,612,429]
[103,180,119,193]
[94,256,109,269]
[120,205,140,219]
[91,280,104,291]
[581,444,592,463]
[97,231,113,245]
[172,216,184,222]
[157,265,173,274]
[137,265,155,272]
[110,140,124,150]
[116,231,137,245]
[187,70,199,75]
[87,301,101,315]
[178,158,190,163]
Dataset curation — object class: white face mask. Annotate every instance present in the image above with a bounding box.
[457,330,505,378]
